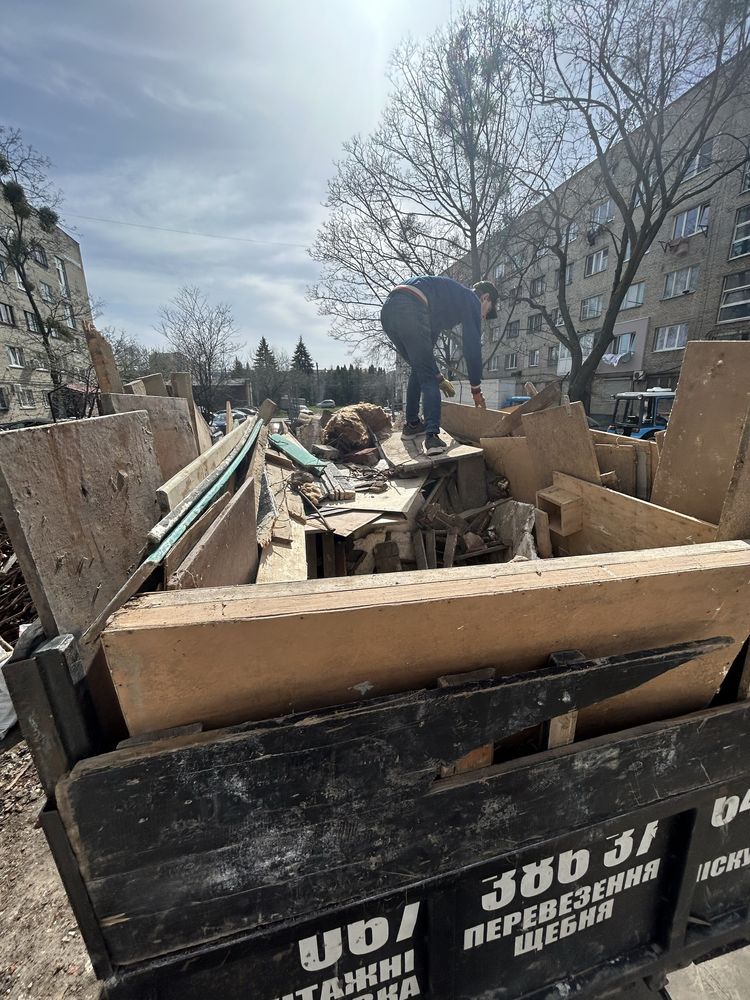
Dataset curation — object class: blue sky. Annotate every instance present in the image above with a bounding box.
[2,0,454,366]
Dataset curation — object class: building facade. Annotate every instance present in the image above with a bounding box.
[474,88,750,421]
[0,218,92,425]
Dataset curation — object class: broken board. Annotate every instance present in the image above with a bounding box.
[102,541,750,737]
[166,478,257,590]
[522,402,601,492]
[651,342,750,522]
[594,443,637,496]
[378,429,483,473]
[0,413,162,647]
[162,493,232,580]
[480,436,537,505]
[101,393,198,483]
[549,472,717,556]
[717,410,750,541]
[256,512,307,585]
[488,380,563,437]
[438,401,510,444]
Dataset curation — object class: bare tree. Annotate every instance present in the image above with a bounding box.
[507,0,750,407]
[308,0,536,361]
[0,127,95,386]
[157,286,239,415]
[105,328,151,383]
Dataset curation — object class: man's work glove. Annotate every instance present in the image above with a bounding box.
[471,385,487,409]
[439,376,456,398]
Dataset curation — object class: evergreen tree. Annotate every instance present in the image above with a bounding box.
[232,355,245,376]
[291,337,315,375]
[253,337,277,370]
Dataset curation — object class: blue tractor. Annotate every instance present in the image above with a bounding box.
[606,388,675,438]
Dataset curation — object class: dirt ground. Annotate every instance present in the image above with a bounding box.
[0,737,98,1000]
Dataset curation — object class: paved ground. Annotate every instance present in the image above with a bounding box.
[1,735,748,1000]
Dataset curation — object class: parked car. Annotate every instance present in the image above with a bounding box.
[299,405,313,415]
[316,399,336,408]
[233,406,257,417]
[210,410,248,436]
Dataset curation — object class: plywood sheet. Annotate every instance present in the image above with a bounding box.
[489,381,562,437]
[651,342,750,521]
[162,493,231,580]
[481,436,537,505]
[102,393,198,483]
[594,442,637,496]
[102,541,750,735]
[255,514,307,585]
[717,410,750,541]
[378,430,483,473]
[321,473,428,517]
[550,472,717,556]
[522,402,600,492]
[0,413,162,645]
[439,401,509,443]
[166,478,257,590]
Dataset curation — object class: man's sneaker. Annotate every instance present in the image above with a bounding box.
[401,419,426,438]
[424,433,448,455]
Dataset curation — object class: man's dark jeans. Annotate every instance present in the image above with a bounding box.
[380,292,441,434]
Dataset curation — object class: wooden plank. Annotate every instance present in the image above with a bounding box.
[522,402,600,492]
[162,493,231,580]
[717,409,750,541]
[166,478,257,590]
[101,541,750,735]
[378,429,483,473]
[141,373,168,396]
[83,324,124,394]
[124,378,147,395]
[443,527,458,567]
[321,532,336,578]
[488,380,563,437]
[424,528,437,569]
[533,508,553,557]
[413,530,428,569]
[438,401,510,444]
[651,342,750,521]
[101,393,198,483]
[480,436,537,505]
[550,472,717,556]
[225,400,233,434]
[170,373,211,455]
[255,515,307,585]
[193,405,213,452]
[595,442,637,496]
[544,709,578,748]
[456,452,487,510]
[155,418,256,512]
[0,413,161,651]
[265,462,292,544]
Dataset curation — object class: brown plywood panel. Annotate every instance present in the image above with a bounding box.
[0,413,162,645]
[522,402,600,492]
[595,443,637,496]
[489,380,563,437]
[162,493,231,580]
[439,401,510,443]
[717,410,750,541]
[166,478,257,590]
[481,436,537,505]
[551,472,717,555]
[651,342,750,522]
[101,393,198,483]
[102,541,750,736]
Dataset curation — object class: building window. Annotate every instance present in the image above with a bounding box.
[550,307,564,327]
[7,345,25,367]
[566,222,579,244]
[591,199,614,225]
[489,324,502,342]
[553,263,574,288]
[494,261,506,280]
[718,270,750,324]
[654,323,688,351]
[25,311,41,333]
[17,386,35,408]
[585,248,608,276]
[580,294,603,320]
[621,282,645,309]
[743,159,750,193]
[729,205,750,260]
[0,301,15,326]
[506,319,520,339]
[40,281,54,303]
[55,256,70,295]
[663,265,700,298]
[530,275,545,297]
[683,138,714,181]
[35,354,50,371]
[0,386,9,411]
[548,344,559,365]
[527,312,543,333]
[504,352,518,370]
[62,302,76,329]
[31,245,48,267]
[528,348,540,367]
[0,258,6,283]
[14,269,24,291]
[509,285,521,301]
[534,245,549,260]
[488,354,500,372]
[673,204,710,239]
[612,331,635,354]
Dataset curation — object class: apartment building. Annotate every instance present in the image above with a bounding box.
[476,86,750,420]
[0,215,92,425]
